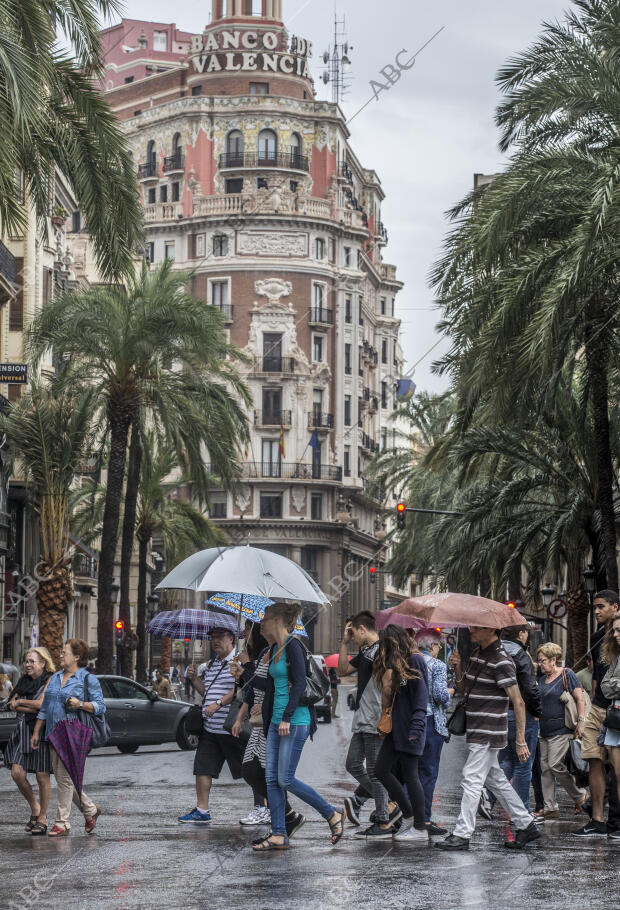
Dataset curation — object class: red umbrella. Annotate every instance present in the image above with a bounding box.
[380,593,528,630]
[324,653,350,668]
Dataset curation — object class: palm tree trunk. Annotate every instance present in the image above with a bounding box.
[118,420,142,677]
[36,560,73,669]
[97,411,132,673]
[585,316,618,590]
[135,533,149,684]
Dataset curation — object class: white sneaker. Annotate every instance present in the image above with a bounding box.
[258,806,271,823]
[392,817,413,838]
[239,807,268,826]
[394,825,429,843]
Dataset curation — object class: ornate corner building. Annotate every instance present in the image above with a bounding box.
[98,1,405,651]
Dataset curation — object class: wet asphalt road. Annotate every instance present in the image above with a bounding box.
[0,695,618,910]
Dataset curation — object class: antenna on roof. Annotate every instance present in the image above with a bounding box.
[321,12,353,105]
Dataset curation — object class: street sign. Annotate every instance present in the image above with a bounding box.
[548,598,567,619]
[0,363,27,384]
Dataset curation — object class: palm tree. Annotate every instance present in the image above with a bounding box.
[29,261,251,672]
[0,1,142,279]
[0,381,96,666]
[432,1,620,588]
[135,435,228,683]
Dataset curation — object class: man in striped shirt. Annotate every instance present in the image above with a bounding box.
[436,627,541,851]
[178,628,244,824]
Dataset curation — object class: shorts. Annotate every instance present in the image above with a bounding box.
[193,731,244,779]
[581,704,608,762]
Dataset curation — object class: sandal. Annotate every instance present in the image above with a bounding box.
[328,808,345,845]
[31,822,48,836]
[252,835,289,851]
[48,825,69,837]
[25,814,38,833]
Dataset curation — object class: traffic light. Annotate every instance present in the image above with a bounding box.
[114,620,124,631]
[370,566,376,585]
[507,601,516,610]
[114,619,125,646]
[396,502,407,530]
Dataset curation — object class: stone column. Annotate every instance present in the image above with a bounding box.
[234,0,243,15]
[226,0,235,18]
[265,0,274,18]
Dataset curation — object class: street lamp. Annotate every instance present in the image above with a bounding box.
[583,564,597,636]
[541,582,555,610]
[110,579,120,605]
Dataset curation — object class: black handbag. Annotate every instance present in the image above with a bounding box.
[184,704,204,735]
[297,642,330,707]
[606,702,620,732]
[446,657,488,737]
[76,674,112,748]
[223,690,251,745]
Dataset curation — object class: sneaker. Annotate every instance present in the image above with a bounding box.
[477,790,493,821]
[389,806,403,825]
[178,808,211,823]
[532,814,545,827]
[240,807,269,826]
[394,825,429,843]
[572,820,608,838]
[392,817,403,834]
[393,817,413,837]
[286,813,306,838]
[344,796,361,826]
[355,823,395,840]
[608,827,620,841]
[435,834,470,851]
[504,821,541,849]
[426,821,448,836]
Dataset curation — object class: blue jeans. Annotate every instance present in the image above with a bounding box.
[418,715,446,823]
[491,712,539,810]
[265,723,335,835]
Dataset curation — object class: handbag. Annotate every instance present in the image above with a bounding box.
[446,656,489,737]
[377,690,397,736]
[184,658,226,735]
[76,674,111,748]
[223,690,251,745]
[560,669,579,731]
[569,738,589,774]
[606,702,620,732]
[296,641,330,707]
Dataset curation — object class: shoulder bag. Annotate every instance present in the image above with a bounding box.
[77,674,112,748]
[223,687,251,745]
[294,640,330,707]
[447,656,488,737]
[377,689,397,736]
[184,658,223,735]
[560,669,591,731]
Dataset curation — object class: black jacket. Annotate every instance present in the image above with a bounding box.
[501,639,542,719]
[246,638,317,739]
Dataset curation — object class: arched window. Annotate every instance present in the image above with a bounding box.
[258,129,277,165]
[146,140,156,177]
[172,132,182,153]
[226,130,244,166]
[290,132,302,167]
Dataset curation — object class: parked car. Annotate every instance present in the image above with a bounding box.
[312,654,333,724]
[0,675,198,756]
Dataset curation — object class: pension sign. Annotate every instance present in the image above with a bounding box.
[190,30,312,78]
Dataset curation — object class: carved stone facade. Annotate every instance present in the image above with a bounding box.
[98,3,405,652]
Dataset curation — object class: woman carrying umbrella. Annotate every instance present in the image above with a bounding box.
[4,647,55,835]
[31,639,106,837]
[252,603,344,851]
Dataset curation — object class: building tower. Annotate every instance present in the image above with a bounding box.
[87,1,406,651]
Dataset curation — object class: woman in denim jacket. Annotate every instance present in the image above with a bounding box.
[417,631,452,835]
[32,638,106,837]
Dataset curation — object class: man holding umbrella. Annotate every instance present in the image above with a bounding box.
[178,627,244,823]
[436,625,541,851]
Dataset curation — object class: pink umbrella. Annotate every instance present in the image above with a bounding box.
[380,593,528,630]
[375,610,440,633]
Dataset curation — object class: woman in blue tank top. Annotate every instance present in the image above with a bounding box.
[252,603,344,851]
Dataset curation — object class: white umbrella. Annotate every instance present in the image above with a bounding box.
[155,545,330,605]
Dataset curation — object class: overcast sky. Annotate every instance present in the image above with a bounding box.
[108,0,571,393]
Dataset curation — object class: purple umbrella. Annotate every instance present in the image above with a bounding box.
[147,608,240,639]
[48,716,93,795]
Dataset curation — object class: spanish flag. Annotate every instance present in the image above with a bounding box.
[279,422,286,458]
